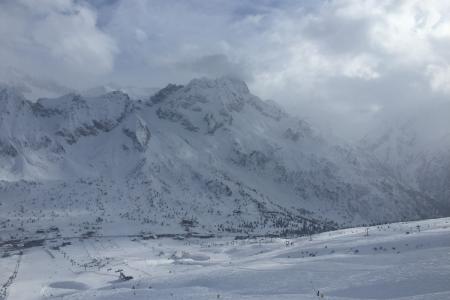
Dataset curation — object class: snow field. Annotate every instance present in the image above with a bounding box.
[1,218,449,299]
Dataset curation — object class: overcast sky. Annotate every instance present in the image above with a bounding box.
[1,0,449,138]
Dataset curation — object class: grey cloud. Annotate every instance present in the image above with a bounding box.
[1,0,450,139]
[0,0,117,88]
[176,54,252,82]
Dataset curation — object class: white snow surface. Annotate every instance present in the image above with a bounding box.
[1,217,449,299]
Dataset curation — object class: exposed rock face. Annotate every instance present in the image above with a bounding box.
[123,116,151,152]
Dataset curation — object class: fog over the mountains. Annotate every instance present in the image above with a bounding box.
[1,0,450,139]
[2,3,450,299]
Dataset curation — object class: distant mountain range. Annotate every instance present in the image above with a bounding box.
[0,77,448,238]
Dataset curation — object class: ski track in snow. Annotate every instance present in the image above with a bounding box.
[0,251,22,300]
[0,218,449,299]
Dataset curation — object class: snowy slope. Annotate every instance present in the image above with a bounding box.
[0,77,445,238]
[1,217,449,299]
[360,102,450,216]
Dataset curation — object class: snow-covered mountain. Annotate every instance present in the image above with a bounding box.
[360,103,450,217]
[0,77,444,238]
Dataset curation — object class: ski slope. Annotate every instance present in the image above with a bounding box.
[1,217,449,300]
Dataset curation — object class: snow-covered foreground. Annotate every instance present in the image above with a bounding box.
[1,218,449,300]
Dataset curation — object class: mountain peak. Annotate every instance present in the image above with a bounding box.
[186,77,250,94]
